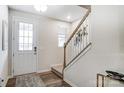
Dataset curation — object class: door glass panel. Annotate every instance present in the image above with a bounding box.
[25,24,28,31]
[29,44,33,50]
[29,37,32,44]
[19,30,23,36]
[19,44,23,51]
[19,37,23,44]
[29,24,33,31]
[23,44,29,50]
[19,23,23,30]
[24,37,28,44]
[24,31,28,37]
[28,31,32,37]
[18,22,33,51]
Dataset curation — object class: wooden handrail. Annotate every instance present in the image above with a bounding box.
[63,6,91,76]
[64,9,91,48]
[78,5,91,11]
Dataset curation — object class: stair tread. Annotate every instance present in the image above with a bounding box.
[52,65,63,74]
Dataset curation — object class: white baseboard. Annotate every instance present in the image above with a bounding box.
[51,64,63,67]
[37,69,51,73]
[8,75,13,79]
[64,78,78,87]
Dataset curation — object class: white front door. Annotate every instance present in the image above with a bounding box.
[13,17,37,76]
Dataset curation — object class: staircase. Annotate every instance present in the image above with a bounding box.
[51,5,91,79]
[51,65,63,78]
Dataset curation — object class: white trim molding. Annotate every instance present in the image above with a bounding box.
[64,78,78,87]
[37,69,51,73]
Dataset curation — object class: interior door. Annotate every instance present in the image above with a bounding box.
[13,17,37,76]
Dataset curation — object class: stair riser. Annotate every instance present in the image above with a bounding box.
[51,68,63,78]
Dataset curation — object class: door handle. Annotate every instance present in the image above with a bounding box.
[34,47,37,55]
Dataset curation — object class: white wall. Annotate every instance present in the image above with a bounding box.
[64,5,124,87]
[9,9,71,75]
[66,18,81,41]
[0,5,8,87]
[71,19,81,33]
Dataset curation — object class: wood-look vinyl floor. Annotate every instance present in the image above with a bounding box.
[6,71,71,87]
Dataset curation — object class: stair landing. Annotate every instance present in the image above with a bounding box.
[51,65,63,78]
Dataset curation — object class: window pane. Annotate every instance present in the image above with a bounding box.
[58,37,65,47]
[29,37,32,44]
[59,38,65,43]
[29,24,33,31]
[58,27,67,47]
[28,44,32,50]
[24,37,28,44]
[19,37,23,44]
[19,44,23,51]
[24,23,28,31]
[19,30,23,36]
[23,44,29,50]
[29,31,33,37]
[58,34,65,38]
[18,22,33,51]
[24,31,29,37]
[19,23,23,30]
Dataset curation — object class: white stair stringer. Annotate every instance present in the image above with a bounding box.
[64,43,92,72]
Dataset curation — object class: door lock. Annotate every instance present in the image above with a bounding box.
[34,47,37,55]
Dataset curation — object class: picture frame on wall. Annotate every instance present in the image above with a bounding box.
[2,20,8,51]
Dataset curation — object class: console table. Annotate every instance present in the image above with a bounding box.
[97,73,124,87]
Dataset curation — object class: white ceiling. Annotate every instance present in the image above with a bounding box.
[9,5,86,23]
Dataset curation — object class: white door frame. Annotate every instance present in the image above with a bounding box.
[11,16,38,77]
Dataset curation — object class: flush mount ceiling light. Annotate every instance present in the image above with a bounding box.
[33,5,47,12]
[67,15,71,20]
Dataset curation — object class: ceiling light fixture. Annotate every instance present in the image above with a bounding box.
[67,15,71,20]
[33,5,47,12]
